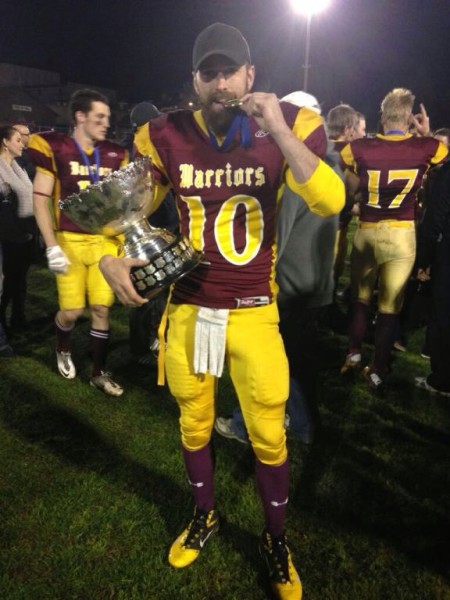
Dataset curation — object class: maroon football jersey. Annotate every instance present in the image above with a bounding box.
[341,134,448,222]
[142,104,328,308]
[28,132,128,232]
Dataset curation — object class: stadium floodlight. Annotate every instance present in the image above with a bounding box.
[290,0,331,16]
[291,0,331,91]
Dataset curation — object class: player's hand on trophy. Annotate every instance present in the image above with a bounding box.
[46,245,71,274]
[99,255,149,306]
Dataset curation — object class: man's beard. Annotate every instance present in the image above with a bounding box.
[201,92,238,136]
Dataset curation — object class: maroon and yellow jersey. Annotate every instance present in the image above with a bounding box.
[28,132,128,233]
[341,134,448,222]
[135,103,342,308]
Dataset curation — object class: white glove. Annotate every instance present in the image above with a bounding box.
[46,245,71,274]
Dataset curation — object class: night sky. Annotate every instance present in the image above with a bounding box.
[2,0,450,131]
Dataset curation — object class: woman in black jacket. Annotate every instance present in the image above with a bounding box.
[0,124,34,334]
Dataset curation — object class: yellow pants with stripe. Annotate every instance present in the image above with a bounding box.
[165,302,289,465]
[351,220,416,314]
[56,231,121,310]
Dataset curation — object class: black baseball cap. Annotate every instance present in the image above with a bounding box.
[130,102,161,129]
[192,23,251,71]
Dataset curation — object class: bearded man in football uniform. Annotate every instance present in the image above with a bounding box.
[340,88,448,389]
[28,89,129,396]
[100,23,344,599]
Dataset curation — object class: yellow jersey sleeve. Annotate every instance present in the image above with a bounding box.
[286,160,345,217]
[28,133,57,178]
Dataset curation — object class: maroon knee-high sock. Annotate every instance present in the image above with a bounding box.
[90,328,109,377]
[255,459,289,537]
[348,301,368,353]
[373,313,397,376]
[182,444,214,512]
[55,316,73,352]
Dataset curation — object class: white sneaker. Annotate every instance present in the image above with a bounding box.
[214,417,248,444]
[56,350,76,379]
[363,366,383,390]
[415,376,450,397]
[340,352,361,374]
[90,371,124,397]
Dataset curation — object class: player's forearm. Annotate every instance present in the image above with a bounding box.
[33,196,57,247]
[285,159,345,217]
[32,170,57,247]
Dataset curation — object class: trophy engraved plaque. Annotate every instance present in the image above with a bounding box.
[59,156,202,299]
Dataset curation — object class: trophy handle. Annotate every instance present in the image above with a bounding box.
[122,218,203,299]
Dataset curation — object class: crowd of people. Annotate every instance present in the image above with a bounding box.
[1,21,450,600]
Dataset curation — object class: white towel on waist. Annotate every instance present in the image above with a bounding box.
[193,307,229,377]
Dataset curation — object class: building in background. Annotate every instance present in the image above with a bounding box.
[0,63,128,137]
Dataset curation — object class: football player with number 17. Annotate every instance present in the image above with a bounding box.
[340,88,448,389]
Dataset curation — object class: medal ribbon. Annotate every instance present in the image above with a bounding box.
[208,114,251,152]
[74,140,101,183]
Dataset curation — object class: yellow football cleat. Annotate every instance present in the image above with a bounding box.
[260,529,303,599]
[168,507,219,568]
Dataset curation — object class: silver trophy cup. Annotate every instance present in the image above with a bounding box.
[59,156,202,299]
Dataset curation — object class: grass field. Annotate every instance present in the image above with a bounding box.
[1,260,450,600]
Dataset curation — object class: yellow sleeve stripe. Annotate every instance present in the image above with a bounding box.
[340,142,355,170]
[134,123,171,211]
[34,164,55,179]
[28,134,57,175]
[285,160,345,217]
[432,141,449,165]
[120,149,129,168]
[193,110,209,136]
[28,133,52,157]
[135,124,165,174]
[292,107,324,141]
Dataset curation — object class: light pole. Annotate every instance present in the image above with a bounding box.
[291,0,331,92]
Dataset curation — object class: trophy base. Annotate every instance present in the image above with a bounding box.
[128,234,203,299]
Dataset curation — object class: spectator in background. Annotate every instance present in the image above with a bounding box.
[127,101,179,365]
[405,125,450,357]
[12,121,43,263]
[415,158,450,396]
[0,124,35,333]
[433,127,450,148]
[0,243,14,357]
[215,91,341,445]
[129,103,161,154]
[354,111,366,139]
[325,103,359,329]
[28,89,129,396]
[12,121,36,181]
